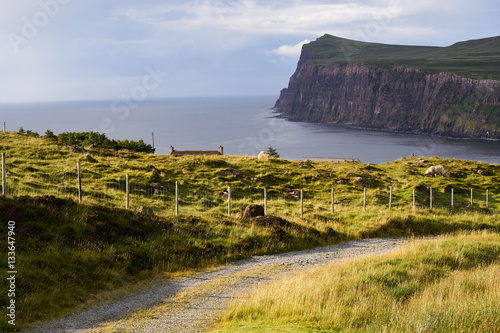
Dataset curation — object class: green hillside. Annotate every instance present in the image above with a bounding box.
[306,34,500,81]
[0,131,499,330]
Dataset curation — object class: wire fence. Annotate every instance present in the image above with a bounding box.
[1,152,498,218]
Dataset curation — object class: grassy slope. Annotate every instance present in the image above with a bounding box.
[0,132,499,330]
[214,231,500,332]
[306,34,500,81]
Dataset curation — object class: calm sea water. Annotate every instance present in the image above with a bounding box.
[1,95,499,164]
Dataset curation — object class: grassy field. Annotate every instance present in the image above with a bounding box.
[305,34,500,81]
[214,230,500,332]
[1,131,498,216]
[0,131,499,331]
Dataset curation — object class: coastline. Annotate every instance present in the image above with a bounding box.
[270,107,500,143]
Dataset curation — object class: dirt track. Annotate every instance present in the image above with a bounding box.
[28,238,405,333]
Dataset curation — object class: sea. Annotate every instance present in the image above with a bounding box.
[1,95,499,164]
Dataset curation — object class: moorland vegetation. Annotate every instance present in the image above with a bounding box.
[0,130,498,331]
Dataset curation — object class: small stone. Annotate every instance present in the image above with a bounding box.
[137,206,154,215]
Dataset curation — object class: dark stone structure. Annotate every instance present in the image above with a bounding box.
[169,146,223,156]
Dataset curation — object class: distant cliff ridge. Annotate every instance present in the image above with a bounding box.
[275,35,500,139]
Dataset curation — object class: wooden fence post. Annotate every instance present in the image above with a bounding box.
[331,188,334,213]
[2,152,6,196]
[175,181,179,216]
[300,189,303,217]
[389,186,393,210]
[363,187,366,212]
[227,186,231,217]
[486,189,489,209]
[413,189,416,210]
[126,174,130,209]
[451,188,454,212]
[264,188,267,215]
[470,188,473,208]
[429,187,433,210]
[77,161,82,203]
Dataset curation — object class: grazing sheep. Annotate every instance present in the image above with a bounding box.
[258,151,270,160]
[424,165,445,177]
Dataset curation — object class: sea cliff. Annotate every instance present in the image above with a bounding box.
[275,37,500,139]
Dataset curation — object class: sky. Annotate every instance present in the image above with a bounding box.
[0,0,498,103]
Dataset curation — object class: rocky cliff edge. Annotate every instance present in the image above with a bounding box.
[275,41,500,140]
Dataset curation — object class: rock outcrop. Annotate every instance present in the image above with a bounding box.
[275,38,500,139]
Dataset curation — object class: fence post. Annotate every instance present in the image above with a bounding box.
[451,188,454,212]
[363,187,366,212]
[486,189,489,209]
[3,122,5,132]
[300,189,303,217]
[126,174,130,209]
[429,187,433,209]
[470,188,473,208]
[175,181,179,216]
[264,188,267,215]
[2,152,5,196]
[227,186,231,217]
[77,161,82,203]
[389,186,393,210]
[331,188,334,213]
[413,189,416,210]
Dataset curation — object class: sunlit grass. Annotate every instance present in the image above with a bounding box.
[0,131,498,331]
[1,132,498,218]
[214,231,500,332]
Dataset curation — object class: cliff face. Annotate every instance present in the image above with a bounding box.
[275,47,500,139]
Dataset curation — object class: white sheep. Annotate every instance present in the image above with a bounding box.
[258,151,270,160]
[424,165,445,177]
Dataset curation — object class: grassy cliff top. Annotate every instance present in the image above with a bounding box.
[1,131,498,196]
[305,34,500,81]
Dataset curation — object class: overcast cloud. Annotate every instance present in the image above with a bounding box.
[0,0,498,103]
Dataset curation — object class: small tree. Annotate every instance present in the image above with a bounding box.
[44,129,57,140]
[26,130,40,137]
[266,146,280,158]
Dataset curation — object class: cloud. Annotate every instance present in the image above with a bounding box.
[126,1,409,36]
[271,40,310,57]
[0,0,498,103]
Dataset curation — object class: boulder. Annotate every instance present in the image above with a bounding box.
[70,145,86,154]
[243,204,265,218]
[445,170,462,178]
[253,215,282,227]
[137,206,154,215]
[297,160,312,167]
[355,176,373,188]
[478,169,489,176]
[472,168,489,176]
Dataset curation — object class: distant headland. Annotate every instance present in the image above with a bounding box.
[275,35,500,140]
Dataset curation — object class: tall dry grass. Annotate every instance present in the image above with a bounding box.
[215,231,500,332]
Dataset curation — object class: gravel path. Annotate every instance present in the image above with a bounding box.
[27,238,406,333]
